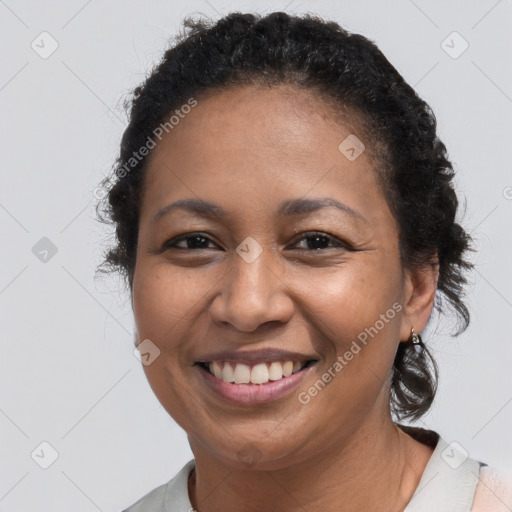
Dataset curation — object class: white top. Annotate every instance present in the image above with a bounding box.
[122,426,485,512]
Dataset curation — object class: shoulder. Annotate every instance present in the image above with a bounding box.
[122,459,196,512]
[398,424,485,512]
[471,466,512,512]
[397,422,512,512]
[122,483,168,512]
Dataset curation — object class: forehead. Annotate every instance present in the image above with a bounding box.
[146,83,365,164]
[140,84,387,223]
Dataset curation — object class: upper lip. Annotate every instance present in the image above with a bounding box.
[195,348,319,365]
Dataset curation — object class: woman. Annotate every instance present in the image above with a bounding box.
[95,11,511,512]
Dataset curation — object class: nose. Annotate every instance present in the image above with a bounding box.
[209,247,294,333]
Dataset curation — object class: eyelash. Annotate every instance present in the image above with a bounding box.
[162,231,353,252]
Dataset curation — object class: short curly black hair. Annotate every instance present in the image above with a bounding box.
[95,11,474,422]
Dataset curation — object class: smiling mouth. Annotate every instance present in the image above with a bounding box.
[195,359,318,385]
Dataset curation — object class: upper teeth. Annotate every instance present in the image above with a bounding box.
[208,361,304,384]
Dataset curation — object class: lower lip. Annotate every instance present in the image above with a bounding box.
[196,363,316,406]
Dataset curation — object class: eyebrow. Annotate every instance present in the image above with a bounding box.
[152,197,367,224]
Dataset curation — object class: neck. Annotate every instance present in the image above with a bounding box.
[187,413,432,512]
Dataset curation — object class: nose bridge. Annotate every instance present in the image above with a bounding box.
[230,238,279,305]
[233,241,275,294]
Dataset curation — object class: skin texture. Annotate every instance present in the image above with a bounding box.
[131,84,439,512]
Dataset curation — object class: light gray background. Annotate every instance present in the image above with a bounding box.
[1,0,511,511]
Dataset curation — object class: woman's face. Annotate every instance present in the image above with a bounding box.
[132,84,427,469]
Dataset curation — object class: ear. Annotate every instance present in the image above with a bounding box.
[399,257,439,342]
[133,327,139,348]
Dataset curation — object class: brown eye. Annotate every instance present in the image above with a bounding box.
[292,232,352,251]
[164,233,218,250]
[161,231,353,252]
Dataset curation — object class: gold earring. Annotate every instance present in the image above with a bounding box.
[411,328,422,345]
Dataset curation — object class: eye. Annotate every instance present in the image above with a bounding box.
[291,231,352,251]
[160,231,353,252]
[163,232,218,250]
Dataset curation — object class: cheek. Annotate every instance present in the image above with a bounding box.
[132,264,204,427]
[299,257,404,399]
[300,274,402,430]
[132,262,208,335]
[299,256,403,330]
